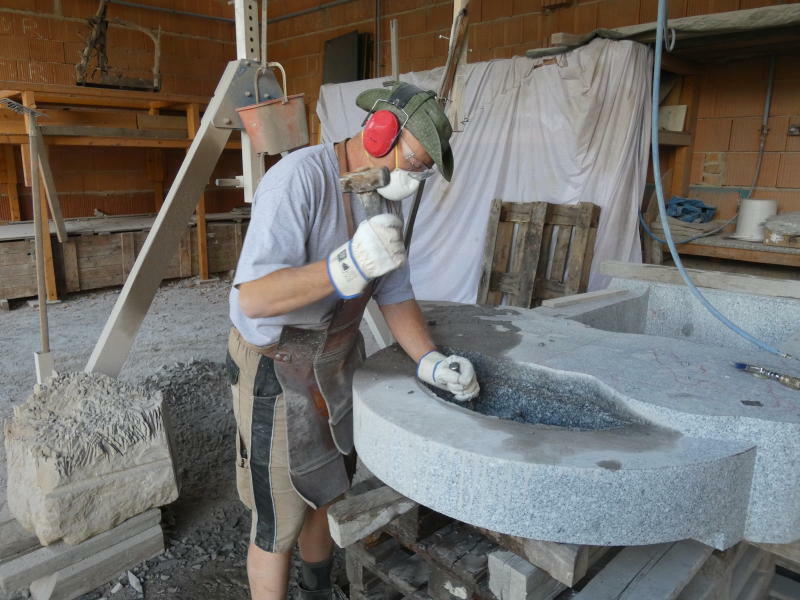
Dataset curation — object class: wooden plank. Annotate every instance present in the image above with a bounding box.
[660,53,702,76]
[540,288,629,309]
[60,240,80,292]
[0,509,160,594]
[549,225,572,283]
[601,260,800,298]
[137,113,187,131]
[121,232,135,281]
[563,203,595,296]
[515,202,548,308]
[34,130,67,243]
[327,486,418,548]
[574,541,712,600]
[39,125,186,140]
[580,220,598,292]
[38,108,138,129]
[659,131,692,146]
[487,220,513,306]
[755,540,800,565]
[146,148,166,212]
[187,103,209,280]
[477,198,502,304]
[23,91,58,302]
[674,242,800,268]
[12,82,210,109]
[28,524,164,600]
[0,135,242,150]
[0,502,40,564]
[489,271,521,295]
[2,146,20,221]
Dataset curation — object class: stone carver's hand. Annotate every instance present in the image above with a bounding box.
[417,351,480,402]
[327,214,406,298]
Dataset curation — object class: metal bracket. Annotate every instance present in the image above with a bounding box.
[210,60,283,129]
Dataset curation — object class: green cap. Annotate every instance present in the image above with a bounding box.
[356,82,454,181]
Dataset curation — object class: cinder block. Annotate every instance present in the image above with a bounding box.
[575,4,599,34]
[483,0,513,22]
[725,152,779,187]
[770,79,800,115]
[504,19,523,46]
[0,36,31,60]
[29,39,64,63]
[695,118,732,152]
[597,0,639,29]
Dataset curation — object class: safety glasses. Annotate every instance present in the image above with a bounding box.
[399,138,437,180]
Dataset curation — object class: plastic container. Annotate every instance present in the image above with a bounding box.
[236,63,309,155]
[732,198,778,242]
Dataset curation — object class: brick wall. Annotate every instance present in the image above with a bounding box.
[690,57,800,219]
[2,0,799,221]
[265,0,800,213]
[0,0,242,221]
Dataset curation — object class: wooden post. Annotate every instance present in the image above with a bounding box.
[2,146,21,221]
[146,106,166,212]
[22,91,58,301]
[187,102,209,280]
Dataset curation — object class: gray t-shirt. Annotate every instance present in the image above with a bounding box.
[229,143,414,346]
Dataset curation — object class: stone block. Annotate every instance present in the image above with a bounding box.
[488,550,565,600]
[28,524,164,600]
[4,372,178,545]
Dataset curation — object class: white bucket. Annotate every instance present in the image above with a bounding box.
[732,198,778,242]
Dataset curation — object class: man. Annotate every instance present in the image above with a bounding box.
[227,82,480,600]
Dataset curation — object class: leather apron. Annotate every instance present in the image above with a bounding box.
[271,140,375,509]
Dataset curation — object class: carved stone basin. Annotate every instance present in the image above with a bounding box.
[352,302,800,549]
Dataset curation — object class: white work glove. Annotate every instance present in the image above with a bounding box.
[417,351,480,402]
[327,214,406,298]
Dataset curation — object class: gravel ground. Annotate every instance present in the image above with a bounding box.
[1,278,347,599]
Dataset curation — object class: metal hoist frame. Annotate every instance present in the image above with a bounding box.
[86,0,281,376]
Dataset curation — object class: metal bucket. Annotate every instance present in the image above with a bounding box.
[236,63,309,155]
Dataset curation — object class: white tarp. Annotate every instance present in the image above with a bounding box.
[317,38,652,302]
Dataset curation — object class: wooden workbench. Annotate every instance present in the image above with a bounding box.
[674,234,800,268]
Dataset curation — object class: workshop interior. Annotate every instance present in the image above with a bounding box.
[2,1,800,599]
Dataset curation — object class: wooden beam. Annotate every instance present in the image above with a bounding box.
[601,260,800,297]
[34,130,67,243]
[0,135,243,150]
[22,91,58,301]
[187,103,209,280]
[660,53,702,76]
[2,146,20,221]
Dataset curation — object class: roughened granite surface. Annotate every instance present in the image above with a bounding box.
[353,303,800,549]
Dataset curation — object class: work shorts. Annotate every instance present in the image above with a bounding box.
[226,328,309,554]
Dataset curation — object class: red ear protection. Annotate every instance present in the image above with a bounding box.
[362,110,400,158]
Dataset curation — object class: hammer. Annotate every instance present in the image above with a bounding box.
[339,166,390,219]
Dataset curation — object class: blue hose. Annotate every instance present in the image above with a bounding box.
[650,0,791,359]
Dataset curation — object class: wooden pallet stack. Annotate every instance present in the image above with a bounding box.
[329,479,793,600]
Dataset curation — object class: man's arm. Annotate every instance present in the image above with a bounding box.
[381,299,480,401]
[379,299,436,361]
[238,261,333,319]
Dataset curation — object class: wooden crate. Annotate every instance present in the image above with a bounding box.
[0,239,37,301]
[477,201,601,308]
[29,220,247,298]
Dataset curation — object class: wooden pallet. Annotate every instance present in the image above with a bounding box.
[331,482,780,600]
[0,217,248,301]
[477,200,600,308]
